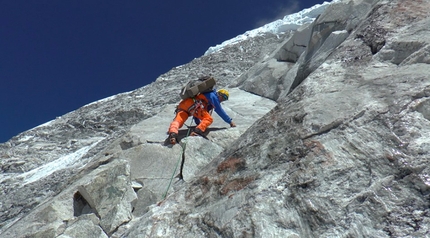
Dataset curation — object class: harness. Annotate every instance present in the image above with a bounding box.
[175,96,208,117]
[187,98,204,114]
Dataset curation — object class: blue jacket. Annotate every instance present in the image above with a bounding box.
[193,90,232,125]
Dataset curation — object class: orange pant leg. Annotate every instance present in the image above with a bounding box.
[195,110,213,132]
[169,110,189,134]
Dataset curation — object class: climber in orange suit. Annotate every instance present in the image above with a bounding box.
[168,89,235,144]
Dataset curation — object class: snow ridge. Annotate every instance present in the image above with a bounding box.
[205,0,339,55]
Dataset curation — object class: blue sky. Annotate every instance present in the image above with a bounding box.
[1,0,326,142]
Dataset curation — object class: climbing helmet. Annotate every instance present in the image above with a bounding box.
[217,89,229,101]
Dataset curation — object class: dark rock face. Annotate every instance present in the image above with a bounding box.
[1,0,430,237]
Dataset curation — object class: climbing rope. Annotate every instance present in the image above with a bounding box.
[159,116,194,204]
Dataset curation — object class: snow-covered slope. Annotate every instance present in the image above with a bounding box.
[205,0,339,54]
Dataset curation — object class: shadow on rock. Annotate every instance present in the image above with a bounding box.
[163,126,228,145]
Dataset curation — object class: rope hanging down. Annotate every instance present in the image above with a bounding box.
[159,117,194,204]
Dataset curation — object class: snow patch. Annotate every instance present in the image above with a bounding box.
[84,90,135,108]
[18,135,34,142]
[85,94,119,107]
[33,119,55,129]
[19,138,104,185]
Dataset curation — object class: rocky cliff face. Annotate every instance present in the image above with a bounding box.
[1,0,430,237]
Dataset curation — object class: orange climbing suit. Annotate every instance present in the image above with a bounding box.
[168,94,213,135]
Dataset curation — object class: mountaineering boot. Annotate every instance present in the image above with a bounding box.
[169,133,178,144]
